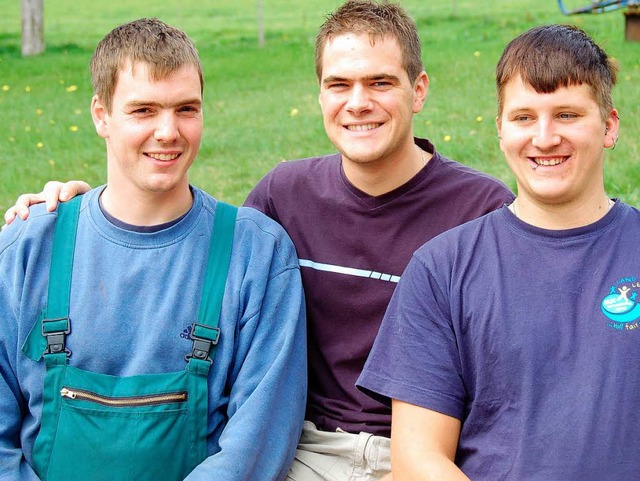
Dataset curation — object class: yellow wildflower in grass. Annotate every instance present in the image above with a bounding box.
[444,135,452,142]
[2,85,9,91]
[48,159,55,166]
[69,125,79,132]
[9,137,15,142]
[474,51,481,57]
[625,75,632,81]
[290,108,299,117]
[476,116,483,122]
[25,86,32,93]
[74,109,82,115]
[37,142,44,149]
[65,85,78,93]
[36,109,43,115]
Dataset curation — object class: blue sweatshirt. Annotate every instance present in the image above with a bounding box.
[0,186,307,480]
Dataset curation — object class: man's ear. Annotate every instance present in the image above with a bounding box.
[412,71,429,114]
[496,115,504,149]
[91,95,109,139]
[604,108,620,149]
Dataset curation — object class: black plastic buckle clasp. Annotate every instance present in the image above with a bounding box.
[42,317,71,357]
[185,322,220,364]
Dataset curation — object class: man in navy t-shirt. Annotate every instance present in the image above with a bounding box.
[358,24,638,480]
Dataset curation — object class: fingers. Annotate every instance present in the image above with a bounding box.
[3,193,42,228]
[48,180,92,211]
[16,193,45,219]
[3,206,18,227]
[43,181,68,212]
[2,180,92,228]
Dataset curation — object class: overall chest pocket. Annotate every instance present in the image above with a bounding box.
[38,365,204,481]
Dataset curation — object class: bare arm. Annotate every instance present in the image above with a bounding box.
[391,399,470,481]
[3,180,91,225]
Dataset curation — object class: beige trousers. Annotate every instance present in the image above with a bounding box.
[286,421,391,481]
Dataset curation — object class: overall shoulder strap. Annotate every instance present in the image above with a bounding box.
[22,196,82,361]
[47,196,83,319]
[198,201,238,326]
[186,201,238,365]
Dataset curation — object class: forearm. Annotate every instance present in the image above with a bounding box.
[391,400,468,481]
[0,369,40,480]
[392,453,469,481]
[0,458,40,481]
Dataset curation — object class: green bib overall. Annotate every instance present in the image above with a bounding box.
[22,197,237,481]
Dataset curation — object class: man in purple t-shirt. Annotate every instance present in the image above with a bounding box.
[358,25,633,480]
[4,2,513,479]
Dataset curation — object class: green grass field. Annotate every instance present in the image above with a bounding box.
[1,0,639,211]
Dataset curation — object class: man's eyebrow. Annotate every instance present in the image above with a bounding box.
[125,98,203,108]
[322,73,400,85]
[364,73,400,82]
[322,75,348,86]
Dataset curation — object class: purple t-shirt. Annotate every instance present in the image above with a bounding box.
[359,203,640,478]
[245,138,514,436]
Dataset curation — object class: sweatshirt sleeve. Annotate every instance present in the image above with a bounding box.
[0,232,42,481]
[185,219,307,480]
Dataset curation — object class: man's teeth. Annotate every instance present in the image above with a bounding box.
[148,153,180,161]
[534,157,564,166]
[347,123,380,131]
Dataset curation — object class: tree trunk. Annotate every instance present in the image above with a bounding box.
[21,0,45,56]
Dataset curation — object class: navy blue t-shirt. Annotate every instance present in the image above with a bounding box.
[359,202,640,478]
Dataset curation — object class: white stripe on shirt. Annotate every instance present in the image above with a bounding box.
[299,259,400,283]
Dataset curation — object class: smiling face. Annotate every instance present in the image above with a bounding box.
[497,75,618,213]
[92,61,203,202]
[318,33,427,172]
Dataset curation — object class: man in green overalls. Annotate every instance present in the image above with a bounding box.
[0,18,307,481]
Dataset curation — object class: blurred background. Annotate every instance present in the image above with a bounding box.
[1,0,638,210]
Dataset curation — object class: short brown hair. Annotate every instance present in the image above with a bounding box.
[90,18,203,112]
[496,24,617,120]
[315,0,424,82]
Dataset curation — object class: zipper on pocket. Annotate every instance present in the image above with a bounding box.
[60,387,188,407]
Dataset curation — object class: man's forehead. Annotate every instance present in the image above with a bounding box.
[117,59,200,81]
[320,34,405,79]
[502,76,598,110]
[323,32,401,52]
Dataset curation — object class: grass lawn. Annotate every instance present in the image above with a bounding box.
[0,0,638,210]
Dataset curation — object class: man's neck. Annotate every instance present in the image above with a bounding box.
[341,143,431,197]
[100,185,194,227]
[510,191,613,230]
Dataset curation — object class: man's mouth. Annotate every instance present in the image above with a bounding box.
[147,153,180,161]
[346,123,382,132]
[530,156,567,170]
